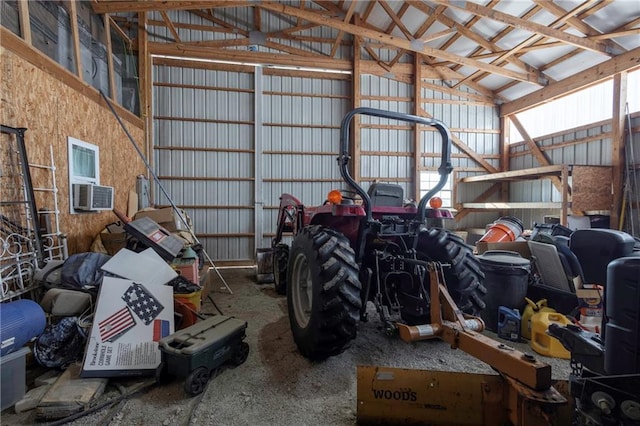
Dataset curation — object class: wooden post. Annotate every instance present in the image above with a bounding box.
[500,115,511,202]
[139,12,152,181]
[351,14,361,184]
[105,14,117,99]
[414,54,422,202]
[611,72,628,230]
[17,0,31,45]
[69,0,82,80]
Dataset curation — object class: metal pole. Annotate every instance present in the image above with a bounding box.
[98,91,232,294]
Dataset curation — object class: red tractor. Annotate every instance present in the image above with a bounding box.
[271,108,486,360]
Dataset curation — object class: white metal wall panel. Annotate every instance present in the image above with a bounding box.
[261,73,350,249]
[506,120,619,227]
[359,75,414,199]
[153,64,255,262]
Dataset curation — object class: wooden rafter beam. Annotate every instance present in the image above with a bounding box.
[330,0,357,58]
[189,10,248,35]
[160,11,181,42]
[510,115,563,192]
[378,0,414,40]
[109,15,133,49]
[440,0,614,55]
[455,0,608,88]
[533,0,625,53]
[419,108,498,174]
[92,1,245,14]
[501,46,640,116]
[149,41,352,70]
[257,2,541,85]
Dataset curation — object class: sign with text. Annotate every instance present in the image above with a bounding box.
[81,277,174,378]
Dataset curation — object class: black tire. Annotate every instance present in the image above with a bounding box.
[417,228,486,315]
[287,225,362,360]
[273,244,289,295]
[184,366,210,396]
[232,341,250,366]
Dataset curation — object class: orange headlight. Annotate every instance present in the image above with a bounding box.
[429,197,443,209]
[327,189,343,204]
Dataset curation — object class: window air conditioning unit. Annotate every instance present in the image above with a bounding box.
[73,183,114,211]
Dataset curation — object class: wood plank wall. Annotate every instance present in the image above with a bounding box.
[1,47,146,254]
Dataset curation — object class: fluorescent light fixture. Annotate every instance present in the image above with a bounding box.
[153,54,351,75]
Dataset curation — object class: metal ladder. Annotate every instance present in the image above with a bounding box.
[30,145,68,262]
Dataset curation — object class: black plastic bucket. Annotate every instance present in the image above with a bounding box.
[477,250,531,331]
[604,256,640,375]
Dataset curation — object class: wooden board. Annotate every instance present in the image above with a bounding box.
[571,166,613,213]
[1,43,146,253]
[36,363,108,420]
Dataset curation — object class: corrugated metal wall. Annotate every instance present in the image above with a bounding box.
[153,64,256,262]
[260,72,351,250]
[359,75,414,198]
[421,81,501,230]
[153,62,351,262]
[508,120,614,228]
[623,114,640,237]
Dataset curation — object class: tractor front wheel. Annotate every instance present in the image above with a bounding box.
[273,243,289,295]
[287,225,362,360]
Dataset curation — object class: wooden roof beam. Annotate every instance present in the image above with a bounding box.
[509,115,563,192]
[149,42,352,70]
[411,1,548,85]
[329,0,357,58]
[160,11,181,43]
[533,0,625,53]
[440,0,616,56]
[501,46,640,116]
[257,2,542,84]
[378,0,414,40]
[418,108,498,174]
[460,0,602,89]
[92,1,245,14]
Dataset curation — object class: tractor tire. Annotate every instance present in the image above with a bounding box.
[273,243,289,295]
[287,225,362,360]
[417,228,486,315]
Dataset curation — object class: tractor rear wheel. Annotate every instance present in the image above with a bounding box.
[417,228,486,315]
[273,243,289,295]
[287,225,362,360]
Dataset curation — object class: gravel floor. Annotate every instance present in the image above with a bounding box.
[1,267,572,426]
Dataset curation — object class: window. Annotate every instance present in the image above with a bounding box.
[419,171,451,208]
[68,137,100,213]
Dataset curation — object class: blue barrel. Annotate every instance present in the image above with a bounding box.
[0,299,47,356]
[604,257,640,375]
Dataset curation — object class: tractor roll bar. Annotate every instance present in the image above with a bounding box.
[339,107,453,222]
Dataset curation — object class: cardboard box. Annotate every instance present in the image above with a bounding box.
[134,207,186,232]
[100,232,128,255]
[575,286,604,317]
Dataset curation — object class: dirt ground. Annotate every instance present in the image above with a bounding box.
[1,267,572,426]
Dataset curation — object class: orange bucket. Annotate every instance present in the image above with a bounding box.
[479,216,524,243]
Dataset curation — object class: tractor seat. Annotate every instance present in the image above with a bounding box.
[367,183,403,207]
[569,229,636,286]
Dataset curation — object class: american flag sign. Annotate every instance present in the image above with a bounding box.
[99,306,136,342]
[122,283,165,325]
